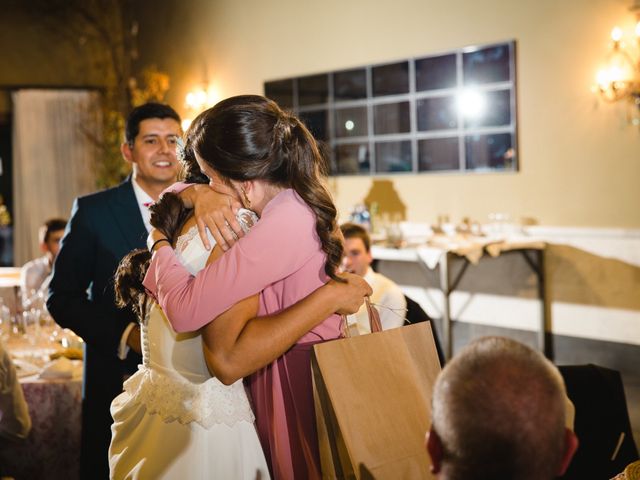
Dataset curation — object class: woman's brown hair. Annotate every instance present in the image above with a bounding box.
[187,95,343,281]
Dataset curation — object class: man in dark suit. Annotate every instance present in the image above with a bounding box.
[47,103,181,479]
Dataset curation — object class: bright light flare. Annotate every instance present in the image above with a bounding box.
[457,89,486,118]
[611,26,623,42]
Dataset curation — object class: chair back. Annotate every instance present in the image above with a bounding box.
[558,364,639,479]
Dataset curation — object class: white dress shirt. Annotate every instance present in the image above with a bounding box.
[131,177,154,233]
[346,267,407,335]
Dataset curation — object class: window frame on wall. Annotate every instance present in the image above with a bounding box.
[264,40,517,176]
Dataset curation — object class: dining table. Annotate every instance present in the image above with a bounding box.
[1,328,83,480]
[371,231,549,361]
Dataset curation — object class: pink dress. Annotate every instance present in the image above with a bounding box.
[143,188,340,479]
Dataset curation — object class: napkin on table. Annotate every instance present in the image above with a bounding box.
[39,357,77,380]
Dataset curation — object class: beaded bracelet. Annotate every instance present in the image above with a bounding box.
[149,238,171,252]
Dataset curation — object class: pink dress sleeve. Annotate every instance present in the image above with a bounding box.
[142,190,320,332]
[161,181,190,195]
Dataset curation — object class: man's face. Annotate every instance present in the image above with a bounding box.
[342,237,372,277]
[122,118,181,190]
[44,229,65,261]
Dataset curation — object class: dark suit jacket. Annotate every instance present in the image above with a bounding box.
[47,176,146,479]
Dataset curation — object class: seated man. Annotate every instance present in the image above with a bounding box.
[340,222,406,334]
[20,218,66,306]
[426,336,578,480]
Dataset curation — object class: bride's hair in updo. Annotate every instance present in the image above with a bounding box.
[187,95,344,282]
[114,145,206,319]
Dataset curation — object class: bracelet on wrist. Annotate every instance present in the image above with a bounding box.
[150,238,171,252]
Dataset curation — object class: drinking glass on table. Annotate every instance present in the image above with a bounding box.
[21,310,41,346]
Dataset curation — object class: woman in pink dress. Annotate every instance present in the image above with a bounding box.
[143,95,351,479]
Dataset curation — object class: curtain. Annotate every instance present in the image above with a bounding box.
[12,89,100,266]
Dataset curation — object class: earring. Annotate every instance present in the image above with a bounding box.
[240,186,252,209]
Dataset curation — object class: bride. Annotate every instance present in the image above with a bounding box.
[108,140,370,479]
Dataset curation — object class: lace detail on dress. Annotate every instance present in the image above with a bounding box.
[175,226,199,255]
[122,365,255,428]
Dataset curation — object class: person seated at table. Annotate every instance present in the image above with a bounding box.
[426,336,578,480]
[0,341,31,443]
[340,222,406,334]
[20,218,66,307]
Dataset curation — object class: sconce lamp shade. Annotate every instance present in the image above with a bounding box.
[594,16,640,125]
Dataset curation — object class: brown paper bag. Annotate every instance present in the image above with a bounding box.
[312,321,441,479]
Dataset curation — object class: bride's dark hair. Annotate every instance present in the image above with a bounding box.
[188,95,344,281]
[114,144,206,318]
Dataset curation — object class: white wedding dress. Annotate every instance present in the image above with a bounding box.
[109,214,269,480]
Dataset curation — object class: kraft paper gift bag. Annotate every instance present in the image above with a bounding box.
[312,308,441,479]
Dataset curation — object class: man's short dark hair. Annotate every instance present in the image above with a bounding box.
[431,336,568,480]
[39,218,67,244]
[340,222,371,252]
[125,103,181,144]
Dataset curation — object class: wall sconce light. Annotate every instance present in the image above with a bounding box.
[594,2,640,125]
[182,84,220,130]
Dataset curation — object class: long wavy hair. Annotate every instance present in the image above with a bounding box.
[187,95,343,281]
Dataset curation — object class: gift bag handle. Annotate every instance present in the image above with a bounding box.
[341,296,382,338]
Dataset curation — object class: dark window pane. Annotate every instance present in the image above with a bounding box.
[265,79,294,109]
[465,133,515,170]
[372,61,409,96]
[374,102,410,134]
[298,74,329,106]
[463,44,511,85]
[335,106,368,138]
[462,89,511,128]
[298,110,328,142]
[375,141,412,172]
[335,143,369,174]
[417,96,457,131]
[334,68,367,100]
[415,54,457,91]
[418,138,459,171]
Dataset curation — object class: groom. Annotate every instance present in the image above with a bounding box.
[47,103,182,479]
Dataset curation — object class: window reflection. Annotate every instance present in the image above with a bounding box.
[463,44,511,85]
[374,102,410,134]
[335,106,368,138]
[462,89,511,128]
[416,54,457,91]
[418,138,460,171]
[417,96,457,131]
[265,79,294,109]
[298,74,329,106]
[334,68,367,100]
[465,133,514,170]
[375,141,412,172]
[335,143,370,174]
[372,61,409,96]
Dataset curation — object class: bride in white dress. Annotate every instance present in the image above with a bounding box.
[109,208,270,480]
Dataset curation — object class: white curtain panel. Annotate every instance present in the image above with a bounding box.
[12,89,99,266]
